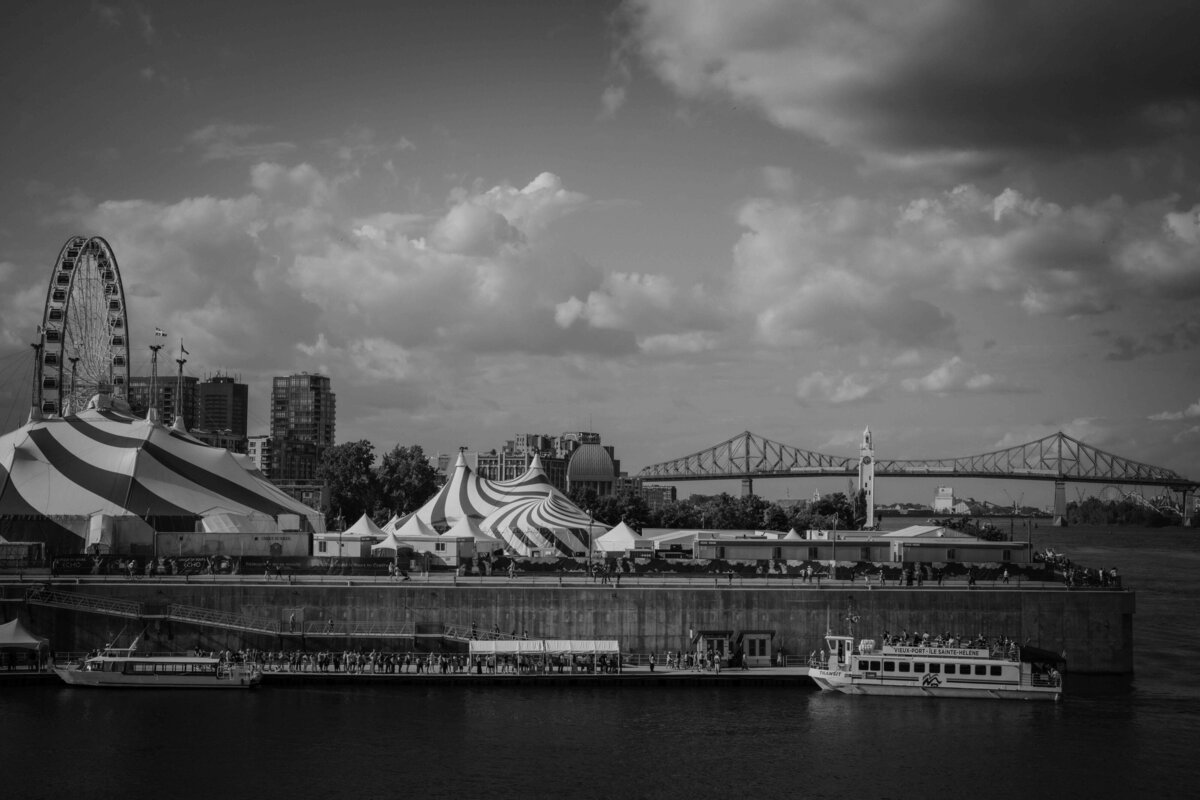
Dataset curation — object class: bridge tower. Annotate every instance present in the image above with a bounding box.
[1052,480,1067,527]
[858,426,875,529]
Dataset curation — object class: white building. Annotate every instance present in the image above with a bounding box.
[932,486,955,513]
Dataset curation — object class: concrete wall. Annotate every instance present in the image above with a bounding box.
[21,583,1134,675]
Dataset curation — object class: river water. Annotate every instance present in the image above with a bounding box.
[3,525,1197,799]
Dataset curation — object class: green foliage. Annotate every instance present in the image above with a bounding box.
[316,440,380,527]
[644,490,860,532]
[1066,497,1175,527]
[377,444,440,518]
[569,487,652,531]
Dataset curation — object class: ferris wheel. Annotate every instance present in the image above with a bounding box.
[39,236,131,415]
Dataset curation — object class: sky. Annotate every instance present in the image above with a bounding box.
[1,0,1198,505]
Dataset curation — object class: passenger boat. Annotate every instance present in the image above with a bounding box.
[53,648,262,689]
[809,632,1064,701]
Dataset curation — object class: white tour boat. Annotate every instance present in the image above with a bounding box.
[810,632,1064,701]
[54,648,262,689]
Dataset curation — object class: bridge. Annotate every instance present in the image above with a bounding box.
[636,430,1197,522]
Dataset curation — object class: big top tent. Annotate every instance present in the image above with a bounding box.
[0,396,324,552]
[480,491,605,557]
[403,453,602,557]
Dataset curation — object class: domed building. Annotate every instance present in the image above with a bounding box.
[566,443,617,496]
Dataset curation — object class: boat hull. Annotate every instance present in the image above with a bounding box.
[53,666,260,689]
[810,669,1060,701]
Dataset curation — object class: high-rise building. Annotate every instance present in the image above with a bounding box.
[269,373,336,481]
[198,375,248,437]
[247,435,272,474]
[127,375,199,427]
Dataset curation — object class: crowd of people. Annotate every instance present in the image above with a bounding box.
[1035,549,1121,588]
[196,647,622,676]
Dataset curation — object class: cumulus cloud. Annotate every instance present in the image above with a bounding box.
[991,418,1113,451]
[624,0,1200,175]
[900,357,1007,395]
[25,162,659,409]
[553,271,724,354]
[796,371,884,406]
[185,124,297,163]
[599,85,627,119]
[1100,320,1200,361]
[1149,399,1200,422]
[727,185,1200,355]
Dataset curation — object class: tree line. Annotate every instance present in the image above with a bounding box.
[315,439,870,532]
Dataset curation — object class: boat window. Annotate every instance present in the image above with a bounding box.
[913,662,925,672]
[898,662,910,673]
[883,661,895,672]
[974,665,986,676]
[858,660,869,671]
[945,664,956,674]
[990,665,1002,677]
[870,661,881,671]
[929,663,940,673]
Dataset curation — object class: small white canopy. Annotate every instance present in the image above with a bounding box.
[444,516,502,550]
[595,521,649,553]
[468,639,619,657]
[783,528,804,540]
[343,513,387,539]
[395,515,439,538]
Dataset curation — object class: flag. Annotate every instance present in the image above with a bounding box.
[180,340,189,356]
[154,327,167,337]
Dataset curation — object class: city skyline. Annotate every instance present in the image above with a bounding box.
[2,1,1198,500]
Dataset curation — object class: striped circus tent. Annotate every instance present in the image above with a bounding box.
[410,452,564,530]
[480,491,604,557]
[405,452,600,556]
[0,396,323,552]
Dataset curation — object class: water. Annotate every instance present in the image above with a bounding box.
[4,526,1198,799]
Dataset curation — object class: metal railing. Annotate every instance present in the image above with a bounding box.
[165,603,281,635]
[25,586,141,618]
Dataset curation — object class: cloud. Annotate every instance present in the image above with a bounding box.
[1100,320,1200,361]
[599,85,627,119]
[624,0,1200,176]
[991,418,1113,451]
[727,186,1200,355]
[1149,398,1200,422]
[186,124,297,163]
[900,357,1009,395]
[553,271,724,353]
[796,371,885,405]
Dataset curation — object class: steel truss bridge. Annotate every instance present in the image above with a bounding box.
[637,431,1197,516]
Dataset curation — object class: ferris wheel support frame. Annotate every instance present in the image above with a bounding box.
[38,235,132,416]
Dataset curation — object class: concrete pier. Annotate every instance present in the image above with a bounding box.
[7,576,1134,675]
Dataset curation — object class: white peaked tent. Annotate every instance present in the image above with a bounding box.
[595,521,650,555]
[444,515,502,552]
[371,514,439,553]
[344,513,387,539]
[784,528,804,540]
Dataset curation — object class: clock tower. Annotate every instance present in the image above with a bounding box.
[858,426,875,529]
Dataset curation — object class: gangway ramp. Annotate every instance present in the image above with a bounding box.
[164,603,281,635]
[25,587,141,620]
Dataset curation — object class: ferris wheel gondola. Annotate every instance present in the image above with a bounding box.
[39,236,131,415]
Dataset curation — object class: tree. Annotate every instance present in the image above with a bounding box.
[316,440,379,528]
[377,444,440,518]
